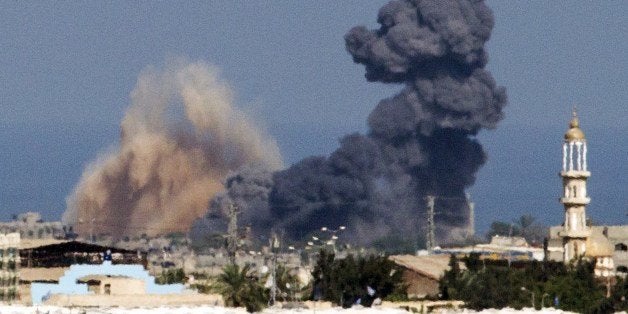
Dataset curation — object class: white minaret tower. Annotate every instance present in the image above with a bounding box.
[559,110,591,262]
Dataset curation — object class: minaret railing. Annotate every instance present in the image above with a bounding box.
[562,143,568,171]
[575,142,582,171]
[569,142,574,171]
[583,142,587,171]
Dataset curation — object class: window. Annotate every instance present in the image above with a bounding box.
[615,243,627,251]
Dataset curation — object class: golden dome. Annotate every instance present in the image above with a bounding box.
[564,110,586,141]
[585,232,614,257]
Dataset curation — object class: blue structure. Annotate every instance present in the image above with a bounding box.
[31,261,184,305]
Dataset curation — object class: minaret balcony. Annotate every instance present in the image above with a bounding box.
[558,228,591,238]
[559,170,591,178]
[560,197,590,205]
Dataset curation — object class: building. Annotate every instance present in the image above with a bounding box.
[433,235,544,263]
[0,233,20,302]
[548,112,627,275]
[19,241,146,268]
[549,225,628,273]
[558,111,592,262]
[30,259,185,305]
[18,241,146,303]
[389,254,466,298]
[0,212,64,240]
[16,240,224,306]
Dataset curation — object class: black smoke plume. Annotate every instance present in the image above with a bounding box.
[194,0,506,247]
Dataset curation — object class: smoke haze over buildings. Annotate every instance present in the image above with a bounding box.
[197,0,507,246]
[63,60,283,237]
[64,0,506,245]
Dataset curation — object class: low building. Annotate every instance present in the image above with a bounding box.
[30,260,186,304]
[20,241,145,268]
[18,240,146,304]
[0,212,63,240]
[548,225,628,273]
[389,254,465,299]
[79,275,146,295]
[433,236,544,262]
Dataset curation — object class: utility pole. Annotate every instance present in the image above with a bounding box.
[508,223,514,268]
[227,204,239,265]
[269,233,280,307]
[426,195,436,252]
[466,193,475,237]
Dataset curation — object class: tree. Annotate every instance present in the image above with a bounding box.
[311,249,335,301]
[214,264,266,313]
[486,214,547,245]
[371,233,425,254]
[486,221,519,240]
[438,256,623,312]
[271,263,304,302]
[311,250,405,307]
[607,276,628,311]
[543,260,606,313]
[155,268,185,284]
[440,254,461,299]
[359,255,405,304]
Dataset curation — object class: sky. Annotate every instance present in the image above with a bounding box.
[0,1,626,235]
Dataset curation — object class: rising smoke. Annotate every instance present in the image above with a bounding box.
[63,60,283,238]
[198,0,507,247]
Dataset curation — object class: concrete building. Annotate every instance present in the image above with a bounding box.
[0,233,20,303]
[390,254,466,299]
[558,111,592,262]
[30,260,185,305]
[433,235,544,262]
[0,212,63,240]
[550,225,628,273]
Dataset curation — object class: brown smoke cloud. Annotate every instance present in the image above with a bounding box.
[63,60,283,238]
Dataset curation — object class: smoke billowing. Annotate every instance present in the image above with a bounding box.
[63,60,283,237]
[199,0,506,246]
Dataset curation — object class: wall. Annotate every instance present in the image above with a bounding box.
[96,277,145,295]
[43,293,223,308]
[30,261,184,305]
[402,270,439,299]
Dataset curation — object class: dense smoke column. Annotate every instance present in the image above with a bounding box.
[268,0,506,245]
[64,60,283,239]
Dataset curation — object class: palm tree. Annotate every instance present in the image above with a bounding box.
[272,263,303,302]
[215,264,266,312]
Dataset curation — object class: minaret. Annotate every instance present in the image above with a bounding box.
[558,110,591,262]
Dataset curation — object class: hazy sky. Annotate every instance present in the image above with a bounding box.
[0,1,626,234]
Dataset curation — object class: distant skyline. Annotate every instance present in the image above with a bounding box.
[0,1,626,234]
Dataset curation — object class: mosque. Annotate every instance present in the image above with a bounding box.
[547,111,628,276]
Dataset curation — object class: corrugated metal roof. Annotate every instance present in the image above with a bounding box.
[389,254,464,280]
[20,239,69,250]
